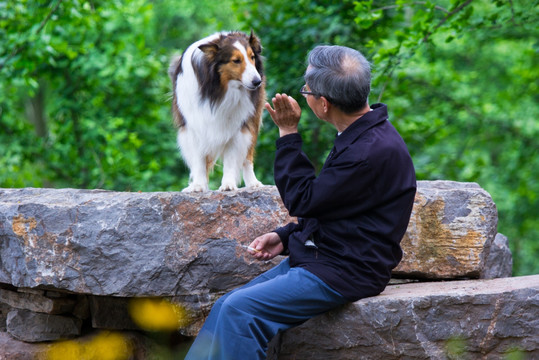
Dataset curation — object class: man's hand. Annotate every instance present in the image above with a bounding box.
[248,232,284,261]
[264,94,301,137]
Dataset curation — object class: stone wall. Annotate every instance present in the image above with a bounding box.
[0,181,535,359]
[267,275,539,359]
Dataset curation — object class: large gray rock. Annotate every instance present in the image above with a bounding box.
[394,181,498,279]
[0,186,291,298]
[6,309,82,342]
[0,182,499,297]
[268,274,539,360]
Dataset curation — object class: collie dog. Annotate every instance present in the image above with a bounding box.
[168,31,266,192]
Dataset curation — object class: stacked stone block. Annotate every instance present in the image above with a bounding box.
[0,182,535,359]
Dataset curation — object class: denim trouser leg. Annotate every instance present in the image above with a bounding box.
[185,258,347,360]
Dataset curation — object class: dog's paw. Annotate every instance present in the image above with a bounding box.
[182,183,209,192]
[245,180,264,188]
[218,182,238,191]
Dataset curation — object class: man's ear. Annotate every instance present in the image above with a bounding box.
[321,96,331,113]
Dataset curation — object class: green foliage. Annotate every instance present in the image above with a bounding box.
[1,0,177,190]
[1,0,537,275]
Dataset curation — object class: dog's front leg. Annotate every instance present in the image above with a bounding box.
[178,132,210,192]
[219,159,241,192]
[183,162,210,192]
[242,129,262,188]
[219,138,247,191]
[242,160,263,188]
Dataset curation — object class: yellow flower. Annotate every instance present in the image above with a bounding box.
[128,297,191,331]
[46,331,132,360]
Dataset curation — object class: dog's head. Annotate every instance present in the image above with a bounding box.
[198,30,264,91]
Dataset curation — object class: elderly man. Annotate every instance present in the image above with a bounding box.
[185,45,416,360]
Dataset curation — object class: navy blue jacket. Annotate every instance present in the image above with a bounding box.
[273,103,416,301]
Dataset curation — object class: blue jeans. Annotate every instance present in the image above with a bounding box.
[185,258,347,360]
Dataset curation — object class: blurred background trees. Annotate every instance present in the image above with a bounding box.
[1,0,537,275]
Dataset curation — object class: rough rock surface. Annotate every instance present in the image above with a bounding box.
[268,275,539,360]
[0,288,76,314]
[0,181,498,297]
[0,186,291,298]
[394,181,498,279]
[6,309,82,342]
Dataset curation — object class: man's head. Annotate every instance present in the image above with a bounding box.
[304,45,371,114]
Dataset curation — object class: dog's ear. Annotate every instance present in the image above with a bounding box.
[199,43,219,61]
[249,30,262,54]
[168,54,182,82]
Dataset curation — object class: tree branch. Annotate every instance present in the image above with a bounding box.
[372,2,450,14]
[37,0,64,34]
[422,0,475,43]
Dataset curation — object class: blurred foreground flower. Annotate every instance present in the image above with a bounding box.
[128,297,191,331]
[47,331,132,360]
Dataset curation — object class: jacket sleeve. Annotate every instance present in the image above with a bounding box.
[274,133,376,221]
[272,221,301,254]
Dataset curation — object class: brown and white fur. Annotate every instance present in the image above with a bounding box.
[168,31,265,192]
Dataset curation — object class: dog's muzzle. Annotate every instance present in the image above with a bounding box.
[244,77,262,90]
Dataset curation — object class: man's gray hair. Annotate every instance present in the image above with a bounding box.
[305,45,371,113]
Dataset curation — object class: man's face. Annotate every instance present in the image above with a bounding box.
[302,86,326,122]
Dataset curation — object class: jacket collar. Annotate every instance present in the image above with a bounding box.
[333,103,388,153]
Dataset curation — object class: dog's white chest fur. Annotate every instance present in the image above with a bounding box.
[175,80,255,146]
